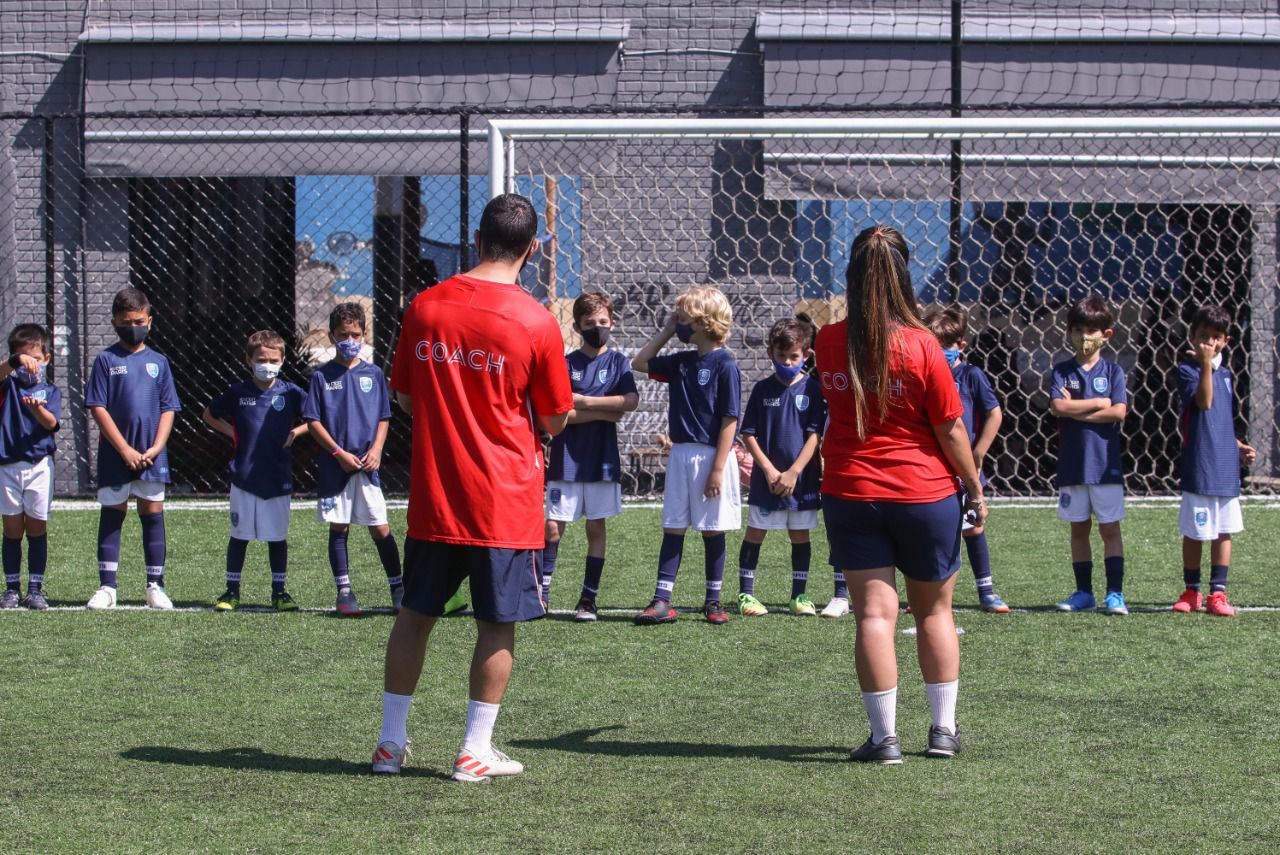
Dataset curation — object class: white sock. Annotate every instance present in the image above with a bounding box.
[462,699,501,753]
[925,680,959,732]
[862,688,897,744]
[379,692,412,746]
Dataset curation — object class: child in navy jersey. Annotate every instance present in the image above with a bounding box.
[0,325,61,610]
[923,307,1009,613]
[632,286,741,625]
[542,292,639,621]
[204,330,308,611]
[1048,296,1131,615]
[85,288,181,610]
[304,303,402,617]
[735,318,827,618]
[1171,305,1256,617]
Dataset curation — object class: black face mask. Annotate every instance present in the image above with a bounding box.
[580,326,610,348]
[115,324,150,346]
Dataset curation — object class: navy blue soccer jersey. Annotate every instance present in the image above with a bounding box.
[740,373,825,511]
[0,377,61,465]
[303,360,392,498]
[85,344,181,487]
[209,378,305,499]
[1177,361,1240,497]
[1049,356,1128,487]
[646,348,741,446]
[548,348,638,483]
[953,362,999,447]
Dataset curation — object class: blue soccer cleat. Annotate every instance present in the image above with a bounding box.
[1103,591,1129,616]
[1056,590,1096,612]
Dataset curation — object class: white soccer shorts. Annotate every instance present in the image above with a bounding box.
[1179,492,1244,541]
[97,478,166,507]
[661,443,742,532]
[0,457,53,520]
[746,504,818,532]
[316,471,388,526]
[230,484,291,542]
[1057,484,1125,524]
[546,480,623,522]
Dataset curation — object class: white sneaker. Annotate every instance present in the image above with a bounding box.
[821,596,850,619]
[86,585,117,610]
[452,745,524,783]
[371,740,409,774]
[145,583,174,610]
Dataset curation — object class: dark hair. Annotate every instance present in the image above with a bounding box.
[922,306,968,347]
[245,329,286,360]
[8,323,51,356]
[844,225,927,439]
[477,193,538,263]
[111,287,151,317]
[1189,304,1232,337]
[573,292,615,327]
[1067,295,1114,331]
[769,318,814,352]
[329,302,367,334]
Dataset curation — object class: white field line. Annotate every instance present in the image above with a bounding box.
[10,604,1280,615]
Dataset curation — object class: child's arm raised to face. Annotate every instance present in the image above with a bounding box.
[90,406,146,471]
[703,415,737,499]
[1188,340,1217,411]
[632,313,679,375]
[20,395,58,432]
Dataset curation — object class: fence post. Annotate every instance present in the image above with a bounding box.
[1248,205,1278,482]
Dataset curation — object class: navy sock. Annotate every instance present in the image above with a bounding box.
[581,555,605,600]
[738,540,761,596]
[790,542,811,599]
[139,511,167,587]
[704,533,726,603]
[654,533,684,602]
[374,534,403,589]
[328,529,351,589]
[965,533,994,597]
[225,537,248,594]
[97,506,126,588]
[3,537,20,591]
[26,534,46,591]
[1209,564,1229,593]
[268,540,288,595]
[834,569,849,599]
[542,539,560,599]
[1183,568,1202,592]
[1103,556,1124,594]
[1072,560,1093,593]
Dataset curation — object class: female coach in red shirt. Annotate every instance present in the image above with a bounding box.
[815,225,987,765]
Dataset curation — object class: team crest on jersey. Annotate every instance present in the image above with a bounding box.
[31,390,47,402]
[359,376,374,393]
[697,368,711,386]
[570,369,583,382]
[1092,376,1108,394]
[145,362,160,379]
[1194,508,1210,528]
[794,394,810,412]
[271,395,285,411]
[597,368,609,384]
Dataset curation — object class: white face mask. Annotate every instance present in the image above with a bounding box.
[253,362,281,382]
[1212,352,1223,371]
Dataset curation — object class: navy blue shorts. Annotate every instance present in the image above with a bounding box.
[822,494,961,583]
[401,537,545,623]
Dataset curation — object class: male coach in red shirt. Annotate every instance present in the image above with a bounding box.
[371,194,573,782]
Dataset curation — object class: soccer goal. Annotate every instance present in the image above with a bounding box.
[486,116,1280,498]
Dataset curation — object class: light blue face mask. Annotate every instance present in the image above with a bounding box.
[13,364,43,388]
[942,347,962,367]
[772,359,804,382]
[335,339,363,361]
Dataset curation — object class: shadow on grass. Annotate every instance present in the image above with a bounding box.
[120,745,450,779]
[510,725,846,764]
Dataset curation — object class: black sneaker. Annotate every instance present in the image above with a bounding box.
[848,735,903,765]
[22,589,48,610]
[926,725,962,758]
[0,589,20,609]
[573,597,598,622]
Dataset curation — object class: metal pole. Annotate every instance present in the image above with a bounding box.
[487,124,505,200]
[948,0,963,302]
[544,175,557,302]
[459,113,470,268]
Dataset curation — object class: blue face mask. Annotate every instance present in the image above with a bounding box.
[335,339,363,361]
[13,365,43,388]
[773,359,803,382]
[675,322,695,344]
[942,347,961,367]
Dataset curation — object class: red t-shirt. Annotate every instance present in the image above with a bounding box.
[814,322,964,503]
[390,274,573,548]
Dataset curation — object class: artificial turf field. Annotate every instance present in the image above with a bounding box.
[2,501,1279,854]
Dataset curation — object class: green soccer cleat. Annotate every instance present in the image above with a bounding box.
[272,591,298,612]
[738,592,768,617]
[214,590,240,612]
[789,594,817,616]
[443,590,468,615]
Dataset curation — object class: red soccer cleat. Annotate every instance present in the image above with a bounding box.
[703,601,729,625]
[1172,588,1202,613]
[634,599,678,625]
[1206,591,1236,617]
